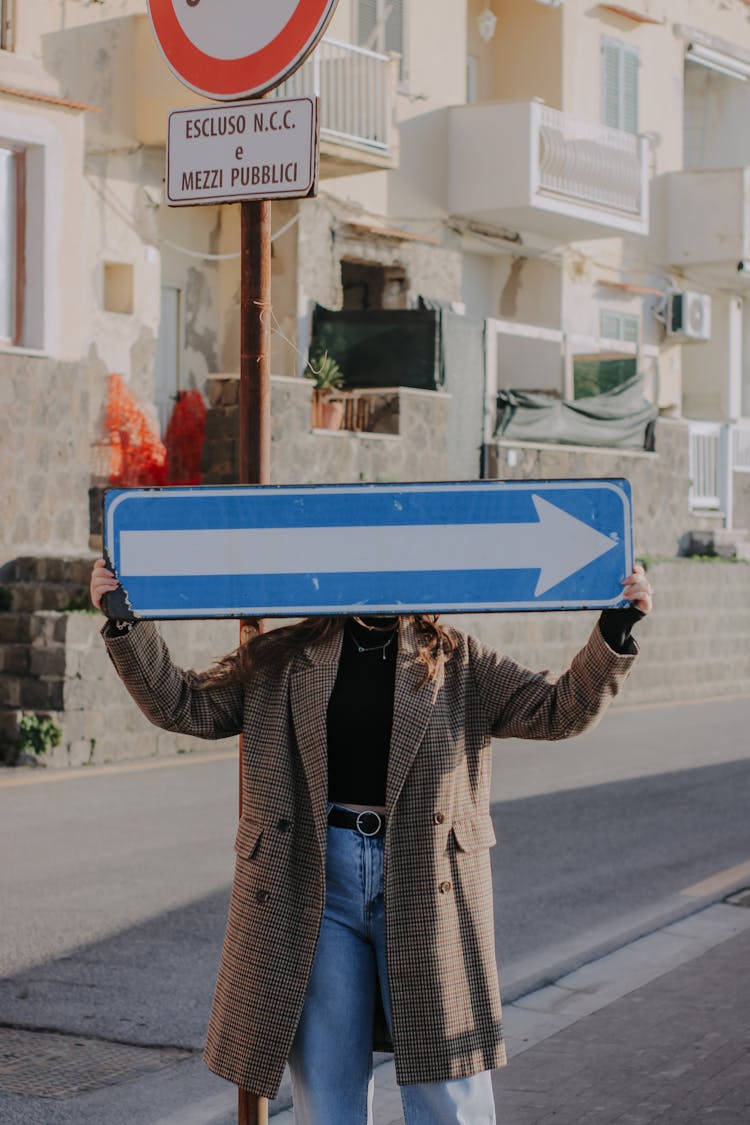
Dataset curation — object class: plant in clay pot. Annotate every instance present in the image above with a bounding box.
[306,351,346,430]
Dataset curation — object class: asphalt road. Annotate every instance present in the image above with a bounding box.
[1,695,750,1122]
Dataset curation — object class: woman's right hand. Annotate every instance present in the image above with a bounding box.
[90,558,121,612]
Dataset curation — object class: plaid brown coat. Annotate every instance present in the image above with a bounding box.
[103,617,636,1097]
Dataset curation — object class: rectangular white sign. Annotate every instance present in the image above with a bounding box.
[166,96,319,206]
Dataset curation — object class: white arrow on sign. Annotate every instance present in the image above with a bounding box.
[119,495,618,597]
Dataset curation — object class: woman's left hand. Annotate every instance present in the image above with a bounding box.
[621,563,652,615]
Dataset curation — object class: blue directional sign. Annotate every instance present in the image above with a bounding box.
[103,479,634,618]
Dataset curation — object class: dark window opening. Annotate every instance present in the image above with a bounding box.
[341,260,408,311]
[573,354,637,399]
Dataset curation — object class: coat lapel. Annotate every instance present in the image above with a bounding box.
[386,618,442,815]
[289,626,344,857]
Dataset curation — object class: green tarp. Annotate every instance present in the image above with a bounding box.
[496,375,657,451]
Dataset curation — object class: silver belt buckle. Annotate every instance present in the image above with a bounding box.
[356,810,383,837]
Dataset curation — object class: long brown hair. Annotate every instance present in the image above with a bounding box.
[198,615,456,689]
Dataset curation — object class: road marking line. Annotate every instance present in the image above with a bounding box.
[680,858,750,898]
[0,750,237,789]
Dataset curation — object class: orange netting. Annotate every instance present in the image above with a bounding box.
[164,389,206,485]
[96,373,168,488]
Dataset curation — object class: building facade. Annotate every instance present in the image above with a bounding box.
[2,0,750,564]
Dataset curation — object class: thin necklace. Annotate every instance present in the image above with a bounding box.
[348,626,395,660]
[352,615,398,633]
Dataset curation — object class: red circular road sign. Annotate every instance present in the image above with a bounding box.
[147,0,340,101]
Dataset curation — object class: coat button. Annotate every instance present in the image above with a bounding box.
[433,812,445,825]
[277,818,291,833]
[439,881,452,894]
[256,890,270,904]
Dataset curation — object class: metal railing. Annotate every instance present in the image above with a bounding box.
[536,104,645,217]
[688,421,722,510]
[733,422,750,472]
[275,39,391,153]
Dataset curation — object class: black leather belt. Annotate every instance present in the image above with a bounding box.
[327,806,385,838]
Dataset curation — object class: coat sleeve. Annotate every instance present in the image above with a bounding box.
[467,623,637,741]
[102,621,244,740]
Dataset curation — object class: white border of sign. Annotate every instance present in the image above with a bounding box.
[147,0,340,101]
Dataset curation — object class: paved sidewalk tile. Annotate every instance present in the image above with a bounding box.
[491,925,750,1124]
[270,908,750,1122]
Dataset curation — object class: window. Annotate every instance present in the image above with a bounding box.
[573,312,640,398]
[357,0,405,75]
[599,309,639,343]
[601,37,639,134]
[342,261,408,310]
[155,287,183,435]
[0,146,24,345]
[1,0,14,52]
[103,262,134,315]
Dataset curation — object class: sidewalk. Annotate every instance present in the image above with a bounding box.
[272,899,750,1124]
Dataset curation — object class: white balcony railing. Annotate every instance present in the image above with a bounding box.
[447,101,649,241]
[537,105,644,218]
[733,422,750,472]
[689,421,750,527]
[688,421,722,510]
[274,39,391,154]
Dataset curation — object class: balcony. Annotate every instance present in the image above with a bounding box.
[665,169,750,287]
[274,40,399,176]
[447,100,649,242]
[133,23,398,174]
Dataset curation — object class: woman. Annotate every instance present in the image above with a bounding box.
[91,558,652,1125]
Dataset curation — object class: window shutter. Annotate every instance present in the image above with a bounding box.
[602,37,640,133]
[622,46,640,134]
[385,0,404,56]
[0,148,16,342]
[602,38,622,129]
[621,314,639,343]
[357,0,379,49]
[600,310,621,340]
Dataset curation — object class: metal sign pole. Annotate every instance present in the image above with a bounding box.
[238,197,271,1125]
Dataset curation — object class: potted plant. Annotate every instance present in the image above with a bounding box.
[306,351,346,430]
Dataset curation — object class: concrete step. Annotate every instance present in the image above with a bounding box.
[0,581,90,613]
[681,527,750,560]
[0,556,94,584]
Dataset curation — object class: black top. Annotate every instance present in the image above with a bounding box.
[326,618,398,807]
[324,609,642,808]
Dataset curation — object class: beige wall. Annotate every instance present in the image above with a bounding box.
[468,0,562,108]
[0,95,87,359]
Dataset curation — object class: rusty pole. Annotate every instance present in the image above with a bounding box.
[237,197,272,1125]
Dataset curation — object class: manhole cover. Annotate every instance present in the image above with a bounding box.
[0,1026,191,1099]
[725,888,750,908]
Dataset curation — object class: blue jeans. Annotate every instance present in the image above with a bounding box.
[288,821,496,1125]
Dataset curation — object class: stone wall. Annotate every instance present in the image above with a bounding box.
[13,557,750,767]
[202,375,452,486]
[451,557,750,708]
[0,353,101,562]
[44,614,238,767]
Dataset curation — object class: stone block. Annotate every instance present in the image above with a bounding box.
[0,645,31,675]
[0,676,22,707]
[29,646,67,678]
[20,678,65,710]
[0,709,21,763]
[205,377,240,407]
[0,614,33,643]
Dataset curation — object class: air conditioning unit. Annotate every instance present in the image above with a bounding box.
[667,291,711,343]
